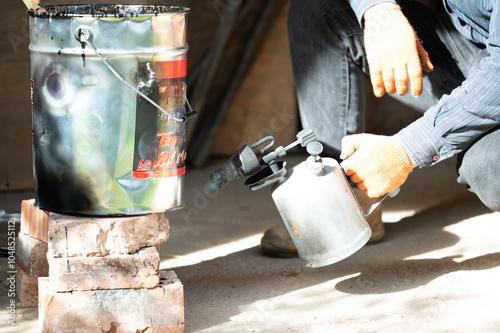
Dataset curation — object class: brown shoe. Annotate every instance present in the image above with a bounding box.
[260,187,384,257]
[260,223,299,257]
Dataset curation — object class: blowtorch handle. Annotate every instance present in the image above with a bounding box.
[339,162,400,217]
[362,188,400,216]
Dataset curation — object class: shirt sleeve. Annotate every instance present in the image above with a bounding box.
[395,5,500,168]
[347,0,397,25]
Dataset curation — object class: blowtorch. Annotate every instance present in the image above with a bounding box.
[209,128,398,268]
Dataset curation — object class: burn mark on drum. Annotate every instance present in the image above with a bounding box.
[28,5,188,18]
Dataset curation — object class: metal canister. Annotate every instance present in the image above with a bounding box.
[29,5,189,215]
[271,156,372,268]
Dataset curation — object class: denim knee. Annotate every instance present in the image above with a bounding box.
[288,0,359,40]
[457,127,500,212]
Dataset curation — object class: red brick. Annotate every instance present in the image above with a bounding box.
[38,270,184,333]
[21,199,50,243]
[48,212,169,257]
[15,233,49,277]
[48,246,160,292]
[16,266,38,307]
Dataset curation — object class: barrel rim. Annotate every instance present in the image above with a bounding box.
[28,5,190,18]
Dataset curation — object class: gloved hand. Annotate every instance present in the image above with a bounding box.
[363,4,433,97]
[340,134,414,198]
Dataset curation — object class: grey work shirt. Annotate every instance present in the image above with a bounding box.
[349,0,500,167]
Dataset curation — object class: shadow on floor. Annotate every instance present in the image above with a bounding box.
[166,196,496,332]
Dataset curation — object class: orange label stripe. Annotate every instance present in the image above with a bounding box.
[155,59,187,79]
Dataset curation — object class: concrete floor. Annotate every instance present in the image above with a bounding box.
[1,154,500,332]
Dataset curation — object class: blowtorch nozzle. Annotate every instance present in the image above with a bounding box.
[209,128,318,189]
[209,145,261,188]
[206,180,219,194]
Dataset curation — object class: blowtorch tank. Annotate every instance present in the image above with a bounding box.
[271,156,372,268]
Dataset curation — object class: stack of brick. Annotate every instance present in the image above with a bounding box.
[16,200,185,332]
[15,199,50,307]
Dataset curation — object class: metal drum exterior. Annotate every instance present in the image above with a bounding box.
[29,6,189,215]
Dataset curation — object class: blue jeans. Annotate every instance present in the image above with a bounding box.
[288,0,500,211]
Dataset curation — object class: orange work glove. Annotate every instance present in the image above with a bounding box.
[363,4,434,97]
[340,134,414,198]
